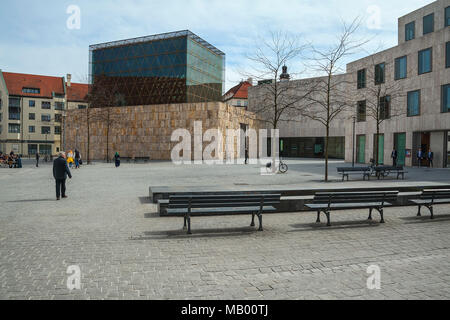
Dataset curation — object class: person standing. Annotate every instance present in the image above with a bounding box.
[428,149,434,168]
[53,152,72,201]
[391,149,398,167]
[245,147,249,165]
[35,152,40,167]
[114,152,120,168]
[74,149,80,169]
[417,148,423,168]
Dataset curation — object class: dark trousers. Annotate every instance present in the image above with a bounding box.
[36,159,39,167]
[55,179,66,198]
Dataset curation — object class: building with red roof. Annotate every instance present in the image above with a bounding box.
[223,79,252,109]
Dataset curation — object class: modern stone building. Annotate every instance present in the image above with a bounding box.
[347,0,450,168]
[249,0,450,167]
[64,102,261,161]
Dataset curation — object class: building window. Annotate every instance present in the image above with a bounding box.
[357,100,366,122]
[395,56,407,80]
[357,69,366,89]
[42,101,51,109]
[55,114,62,122]
[28,144,38,155]
[29,100,35,107]
[8,111,20,120]
[407,90,420,117]
[442,84,450,113]
[55,102,65,110]
[41,126,51,134]
[78,105,87,109]
[418,48,432,74]
[405,21,415,41]
[423,13,434,35]
[8,123,20,133]
[29,113,35,120]
[237,100,241,106]
[9,97,20,108]
[0,97,2,109]
[55,126,61,135]
[446,41,450,68]
[446,6,450,27]
[380,96,391,120]
[374,63,385,85]
[22,87,40,94]
[41,114,51,122]
[29,126,35,133]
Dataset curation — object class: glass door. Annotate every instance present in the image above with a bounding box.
[357,135,366,164]
[394,133,406,166]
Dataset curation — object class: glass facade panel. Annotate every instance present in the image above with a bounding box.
[357,69,366,89]
[357,135,366,164]
[446,6,450,27]
[90,31,225,106]
[405,21,415,41]
[407,90,420,116]
[418,48,432,74]
[395,56,407,79]
[375,63,385,85]
[423,13,434,35]
[357,100,366,122]
[446,42,450,68]
[279,137,344,159]
[443,84,450,113]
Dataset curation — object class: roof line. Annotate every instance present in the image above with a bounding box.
[89,30,225,56]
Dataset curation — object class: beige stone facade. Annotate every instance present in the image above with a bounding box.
[64,102,262,161]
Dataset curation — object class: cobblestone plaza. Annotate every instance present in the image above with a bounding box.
[1,159,449,300]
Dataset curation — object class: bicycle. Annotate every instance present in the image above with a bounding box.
[265,158,288,173]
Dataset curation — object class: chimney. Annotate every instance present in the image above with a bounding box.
[67,74,72,87]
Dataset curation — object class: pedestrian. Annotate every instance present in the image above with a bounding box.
[53,152,72,201]
[75,149,80,169]
[417,148,423,168]
[114,152,120,168]
[428,149,434,168]
[17,155,22,168]
[245,147,249,165]
[391,148,398,167]
[67,150,74,168]
[35,152,40,167]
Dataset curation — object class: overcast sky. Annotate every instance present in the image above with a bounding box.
[0,0,433,91]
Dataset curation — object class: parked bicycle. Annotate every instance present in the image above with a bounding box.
[265,158,288,173]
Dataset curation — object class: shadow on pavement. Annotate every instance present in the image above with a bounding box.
[288,219,381,231]
[130,226,258,240]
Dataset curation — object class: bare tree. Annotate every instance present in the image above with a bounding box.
[356,53,407,166]
[301,18,368,181]
[245,31,313,131]
[87,75,125,162]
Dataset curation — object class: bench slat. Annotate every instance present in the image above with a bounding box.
[167,206,277,215]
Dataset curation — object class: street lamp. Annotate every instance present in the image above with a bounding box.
[352,115,356,167]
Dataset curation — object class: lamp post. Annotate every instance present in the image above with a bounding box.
[352,115,356,167]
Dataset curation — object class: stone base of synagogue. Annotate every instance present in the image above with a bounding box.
[64,102,262,161]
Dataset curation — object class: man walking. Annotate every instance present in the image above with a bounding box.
[417,148,423,168]
[391,149,398,166]
[35,152,40,167]
[428,149,434,168]
[53,152,72,201]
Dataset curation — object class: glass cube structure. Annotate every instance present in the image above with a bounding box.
[89,30,225,106]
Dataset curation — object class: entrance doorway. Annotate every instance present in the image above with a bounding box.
[373,134,384,165]
[420,132,430,167]
[394,133,406,166]
[356,135,366,164]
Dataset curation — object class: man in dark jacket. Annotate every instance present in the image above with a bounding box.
[428,149,434,168]
[53,152,72,200]
[35,152,40,167]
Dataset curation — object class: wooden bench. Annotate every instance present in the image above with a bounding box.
[134,157,150,163]
[373,166,407,180]
[337,167,371,181]
[409,189,450,219]
[305,191,399,226]
[167,194,281,234]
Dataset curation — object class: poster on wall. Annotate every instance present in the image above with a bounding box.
[405,149,411,158]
